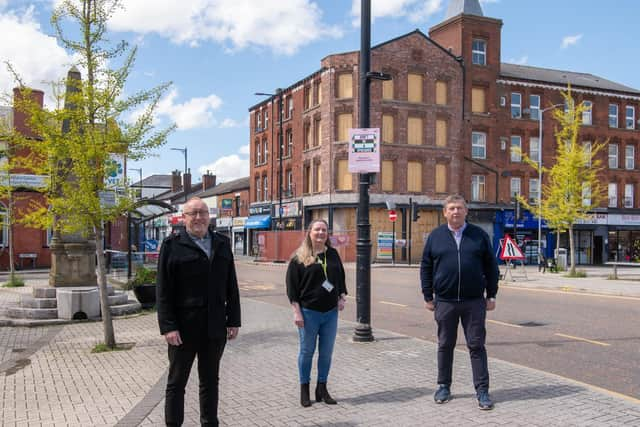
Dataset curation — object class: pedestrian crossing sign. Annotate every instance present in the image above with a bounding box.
[499,235,525,260]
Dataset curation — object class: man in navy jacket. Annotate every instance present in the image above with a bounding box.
[420,195,499,410]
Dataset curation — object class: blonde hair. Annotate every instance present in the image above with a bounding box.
[292,219,332,266]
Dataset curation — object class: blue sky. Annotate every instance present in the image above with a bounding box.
[1,0,639,184]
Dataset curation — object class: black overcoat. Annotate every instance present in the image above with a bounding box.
[157,227,241,341]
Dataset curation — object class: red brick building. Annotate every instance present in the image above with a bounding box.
[248,0,640,264]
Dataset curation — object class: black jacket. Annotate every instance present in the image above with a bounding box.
[420,223,499,302]
[286,246,347,312]
[157,227,241,340]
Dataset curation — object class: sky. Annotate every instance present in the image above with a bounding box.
[1,0,639,185]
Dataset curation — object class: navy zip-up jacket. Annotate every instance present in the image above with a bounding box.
[420,222,499,302]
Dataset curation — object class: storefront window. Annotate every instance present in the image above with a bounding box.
[608,230,640,262]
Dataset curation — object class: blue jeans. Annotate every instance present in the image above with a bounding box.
[298,307,338,384]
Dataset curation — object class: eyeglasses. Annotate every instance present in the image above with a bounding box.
[183,210,209,218]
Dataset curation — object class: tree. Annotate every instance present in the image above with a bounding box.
[10,0,174,347]
[519,87,605,275]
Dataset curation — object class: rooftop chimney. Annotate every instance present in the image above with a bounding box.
[171,170,182,192]
[183,168,192,196]
[202,170,216,190]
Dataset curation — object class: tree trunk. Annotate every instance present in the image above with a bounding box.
[568,224,576,275]
[94,225,116,347]
[7,192,16,280]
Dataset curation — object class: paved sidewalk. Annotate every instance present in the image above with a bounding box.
[1,283,639,426]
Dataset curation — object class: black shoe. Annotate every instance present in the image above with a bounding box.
[434,384,451,404]
[300,384,311,407]
[315,382,337,404]
[477,390,494,410]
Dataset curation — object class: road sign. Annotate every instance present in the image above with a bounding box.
[500,235,525,260]
[388,209,397,222]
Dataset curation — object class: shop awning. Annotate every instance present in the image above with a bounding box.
[245,214,271,229]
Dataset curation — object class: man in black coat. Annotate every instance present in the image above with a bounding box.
[420,194,499,410]
[157,197,241,426]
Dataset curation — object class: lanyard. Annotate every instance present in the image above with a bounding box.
[317,250,328,280]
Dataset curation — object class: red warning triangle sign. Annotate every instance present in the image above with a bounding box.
[500,235,525,260]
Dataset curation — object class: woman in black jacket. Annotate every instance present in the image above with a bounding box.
[286,219,347,407]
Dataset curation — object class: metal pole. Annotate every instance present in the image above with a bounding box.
[277,88,284,261]
[353,0,374,342]
[538,111,543,271]
[392,220,395,265]
[408,197,412,266]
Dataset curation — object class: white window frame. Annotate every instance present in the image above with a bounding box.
[510,136,522,162]
[510,177,521,199]
[255,142,261,165]
[609,144,618,169]
[529,95,540,121]
[287,131,293,157]
[471,175,486,201]
[608,183,617,207]
[471,132,486,159]
[263,176,268,201]
[582,101,592,125]
[472,39,486,65]
[263,140,268,164]
[530,137,540,165]
[255,177,261,201]
[582,183,591,207]
[529,178,540,205]
[256,111,262,130]
[511,93,522,119]
[583,141,592,167]
[626,106,635,130]
[287,170,293,194]
[624,184,634,208]
[625,145,635,170]
[264,109,269,129]
[288,98,294,118]
[609,104,618,128]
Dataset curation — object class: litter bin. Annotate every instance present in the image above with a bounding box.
[556,248,567,271]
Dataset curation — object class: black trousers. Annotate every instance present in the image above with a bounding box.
[434,298,489,392]
[165,337,227,426]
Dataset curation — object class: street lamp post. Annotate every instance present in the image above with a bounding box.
[126,167,142,280]
[170,147,187,202]
[537,104,563,270]
[255,89,284,262]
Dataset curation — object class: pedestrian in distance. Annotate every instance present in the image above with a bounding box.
[286,219,348,407]
[157,197,241,426]
[420,195,499,410]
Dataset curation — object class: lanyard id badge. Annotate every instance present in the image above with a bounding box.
[318,252,334,292]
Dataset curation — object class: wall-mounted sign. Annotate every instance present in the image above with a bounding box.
[249,204,271,215]
[221,198,233,211]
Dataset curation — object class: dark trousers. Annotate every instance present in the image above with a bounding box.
[434,298,489,392]
[165,337,227,426]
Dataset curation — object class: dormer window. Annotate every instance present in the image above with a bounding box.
[472,39,486,65]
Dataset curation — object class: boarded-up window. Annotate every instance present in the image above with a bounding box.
[435,164,447,193]
[436,81,447,105]
[314,163,322,193]
[304,86,311,110]
[472,87,486,113]
[435,119,447,147]
[382,115,394,143]
[304,165,311,194]
[338,73,353,98]
[407,161,422,192]
[338,113,352,141]
[382,79,394,100]
[314,119,322,146]
[408,117,423,145]
[305,123,312,150]
[408,73,423,103]
[316,82,322,105]
[381,160,394,192]
[337,159,352,191]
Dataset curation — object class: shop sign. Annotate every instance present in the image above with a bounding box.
[609,214,640,226]
[216,217,233,228]
[272,201,301,218]
[232,217,247,227]
[249,204,271,215]
[221,198,233,211]
[575,213,608,225]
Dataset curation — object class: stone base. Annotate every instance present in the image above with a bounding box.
[56,287,100,320]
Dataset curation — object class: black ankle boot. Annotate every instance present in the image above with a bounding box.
[300,383,311,407]
[315,382,337,404]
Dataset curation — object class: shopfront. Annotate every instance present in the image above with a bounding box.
[232,217,247,256]
[215,216,232,239]
[607,214,640,263]
[494,209,553,264]
[272,200,302,230]
[246,204,272,256]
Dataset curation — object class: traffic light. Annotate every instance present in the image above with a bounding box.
[412,202,420,222]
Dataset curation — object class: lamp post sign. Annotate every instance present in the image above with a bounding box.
[348,128,380,173]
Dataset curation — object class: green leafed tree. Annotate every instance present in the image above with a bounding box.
[9,0,175,346]
[518,87,606,275]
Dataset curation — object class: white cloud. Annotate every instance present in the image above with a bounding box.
[197,153,248,182]
[238,144,250,155]
[156,88,223,130]
[351,0,443,25]
[508,55,528,65]
[218,118,242,128]
[109,0,342,55]
[561,34,583,49]
[0,7,77,103]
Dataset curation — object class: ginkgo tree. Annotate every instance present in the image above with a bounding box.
[9,0,174,347]
[518,88,605,276]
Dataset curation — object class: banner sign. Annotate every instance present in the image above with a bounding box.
[348,128,380,173]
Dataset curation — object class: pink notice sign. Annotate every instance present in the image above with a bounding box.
[348,128,380,173]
